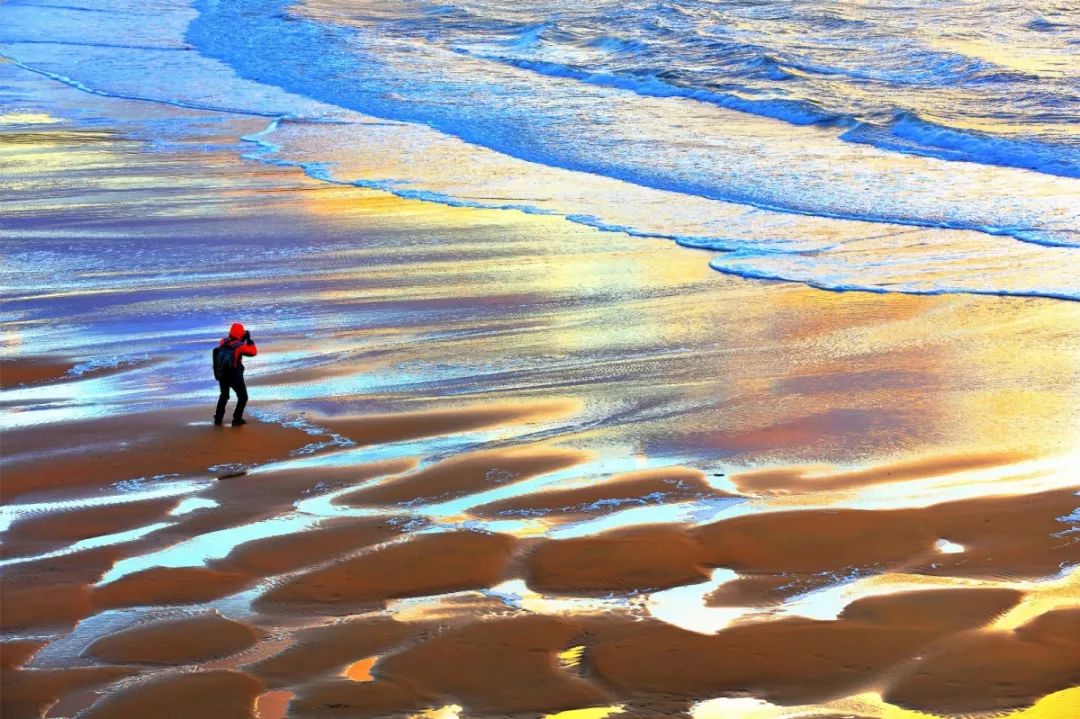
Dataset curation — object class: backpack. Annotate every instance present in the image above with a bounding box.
[212,341,237,381]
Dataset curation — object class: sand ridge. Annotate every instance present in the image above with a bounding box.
[83,614,261,665]
[211,516,406,577]
[526,524,712,595]
[336,445,590,507]
[318,400,578,448]
[77,669,264,719]
[259,530,517,608]
[471,465,737,518]
[1,408,322,502]
[0,356,76,389]
[730,450,1031,493]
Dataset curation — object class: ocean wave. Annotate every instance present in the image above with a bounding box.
[453,48,1077,179]
[504,22,551,51]
[448,48,838,126]
[706,253,1080,303]
[842,112,1080,179]
[1026,17,1069,32]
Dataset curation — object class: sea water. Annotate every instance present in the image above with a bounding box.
[2,0,1077,302]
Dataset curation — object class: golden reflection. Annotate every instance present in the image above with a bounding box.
[484,579,629,616]
[765,569,1078,625]
[0,112,61,125]
[557,645,585,670]
[387,592,512,623]
[0,107,270,220]
[254,690,294,719]
[926,37,1076,81]
[543,707,624,719]
[412,705,463,719]
[694,687,1080,719]
[836,688,1080,719]
[343,655,377,681]
[731,451,1029,494]
[993,570,1079,631]
[1008,688,1080,719]
[755,450,1079,512]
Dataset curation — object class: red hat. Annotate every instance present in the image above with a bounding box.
[229,322,246,339]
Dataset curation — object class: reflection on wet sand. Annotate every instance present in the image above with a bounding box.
[730,451,1031,494]
[2,74,1079,719]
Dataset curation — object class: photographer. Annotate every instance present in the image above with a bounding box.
[212,322,257,426]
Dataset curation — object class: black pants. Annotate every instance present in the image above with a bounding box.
[215,373,248,422]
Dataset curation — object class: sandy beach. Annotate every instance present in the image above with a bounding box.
[3,38,1080,719]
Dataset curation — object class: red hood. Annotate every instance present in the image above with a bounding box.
[228,322,246,340]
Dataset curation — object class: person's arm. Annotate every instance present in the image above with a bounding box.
[238,331,257,357]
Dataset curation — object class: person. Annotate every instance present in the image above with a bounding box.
[213,322,257,426]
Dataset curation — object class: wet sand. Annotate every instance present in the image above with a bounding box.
[259,530,518,609]
[471,466,734,519]
[83,614,260,665]
[1,409,318,502]
[2,67,1080,719]
[0,357,76,390]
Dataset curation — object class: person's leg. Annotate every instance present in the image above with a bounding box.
[232,374,248,422]
[215,380,230,424]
